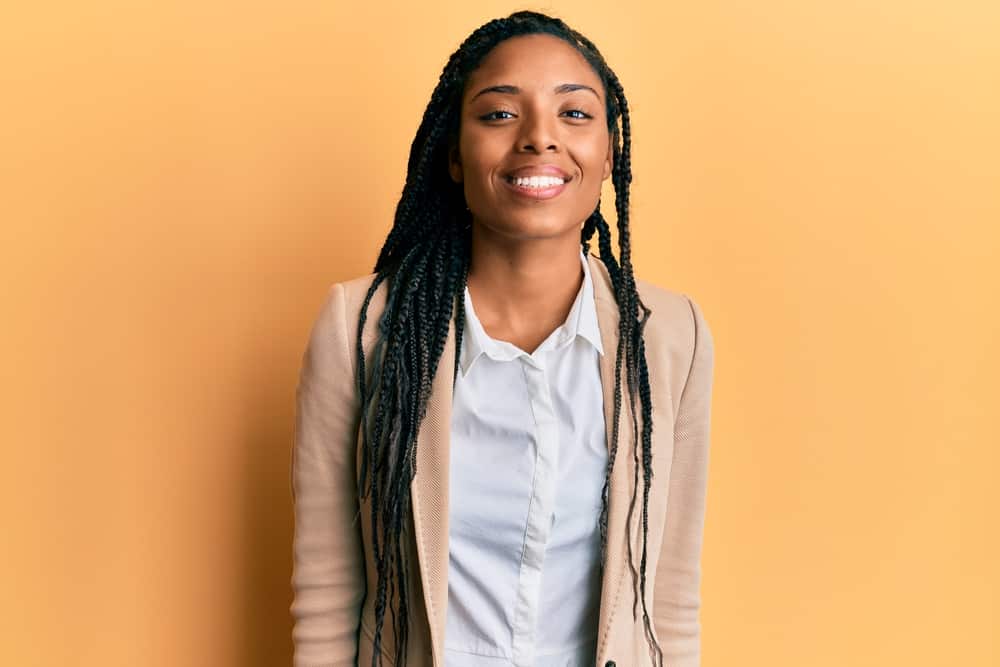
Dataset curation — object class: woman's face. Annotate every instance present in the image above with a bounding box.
[449,33,613,244]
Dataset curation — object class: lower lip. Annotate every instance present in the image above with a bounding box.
[503,177,569,201]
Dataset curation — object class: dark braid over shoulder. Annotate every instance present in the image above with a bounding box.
[355,10,661,666]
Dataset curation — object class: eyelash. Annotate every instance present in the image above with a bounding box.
[479,109,593,121]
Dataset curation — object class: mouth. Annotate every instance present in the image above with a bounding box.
[502,173,571,201]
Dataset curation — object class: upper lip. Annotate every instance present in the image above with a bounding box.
[504,164,572,181]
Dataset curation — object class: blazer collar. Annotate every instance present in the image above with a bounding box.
[409,252,633,665]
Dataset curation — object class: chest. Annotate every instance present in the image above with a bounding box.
[448,342,608,528]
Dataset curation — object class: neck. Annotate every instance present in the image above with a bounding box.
[465,223,584,352]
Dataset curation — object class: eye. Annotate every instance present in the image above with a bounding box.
[563,109,593,120]
[479,109,515,121]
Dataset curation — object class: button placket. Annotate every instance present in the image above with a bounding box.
[510,357,560,667]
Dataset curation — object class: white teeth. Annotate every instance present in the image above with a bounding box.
[511,175,565,188]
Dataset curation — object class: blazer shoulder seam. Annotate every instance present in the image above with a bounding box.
[675,293,700,406]
[330,282,358,389]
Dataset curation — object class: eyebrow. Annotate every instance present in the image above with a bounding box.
[470,83,601,102]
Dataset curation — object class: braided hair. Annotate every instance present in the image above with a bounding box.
[355,10,660,666]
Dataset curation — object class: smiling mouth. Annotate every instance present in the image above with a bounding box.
[504,174,572,187]
[502,175,570,200]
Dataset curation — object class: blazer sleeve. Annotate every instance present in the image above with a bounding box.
[290,282,366,666]
[652,295,715,667]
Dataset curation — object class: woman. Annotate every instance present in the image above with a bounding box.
[290,10,715,667]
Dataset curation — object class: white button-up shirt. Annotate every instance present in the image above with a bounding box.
[445,250,608,667]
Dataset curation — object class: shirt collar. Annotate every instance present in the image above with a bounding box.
[459,250,605,376]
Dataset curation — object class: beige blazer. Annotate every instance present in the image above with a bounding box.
[291,252,715,667]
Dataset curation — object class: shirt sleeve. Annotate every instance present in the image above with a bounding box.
[290,282,366,666]
[652,294,715,666]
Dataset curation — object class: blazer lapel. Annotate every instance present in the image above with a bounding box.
[409,314,456,666]
[588,253,637,661]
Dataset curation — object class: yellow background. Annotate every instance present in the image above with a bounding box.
[2,1,997,665]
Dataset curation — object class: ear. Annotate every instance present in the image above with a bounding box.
[448,138,463,183]
[602,132,613,181]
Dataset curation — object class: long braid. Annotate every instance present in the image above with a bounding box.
[354,11,663,666]
[602,64,662,665]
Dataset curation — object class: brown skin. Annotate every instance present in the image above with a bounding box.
[448,33,614,354]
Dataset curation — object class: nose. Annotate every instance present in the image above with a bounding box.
[517,109,559,153]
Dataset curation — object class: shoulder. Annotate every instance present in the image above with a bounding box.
[302,271,384,376]
[311,271,385,327]
[586,252,713,374]
[336,271,384,319]
[633,275,715,399]
[634,276,713,355]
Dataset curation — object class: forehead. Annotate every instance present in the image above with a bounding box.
[464,33,604,101]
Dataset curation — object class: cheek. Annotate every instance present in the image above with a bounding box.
[579,134,610,177]
[459,127,497,170]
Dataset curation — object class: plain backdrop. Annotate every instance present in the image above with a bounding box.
[1,1,997,665]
